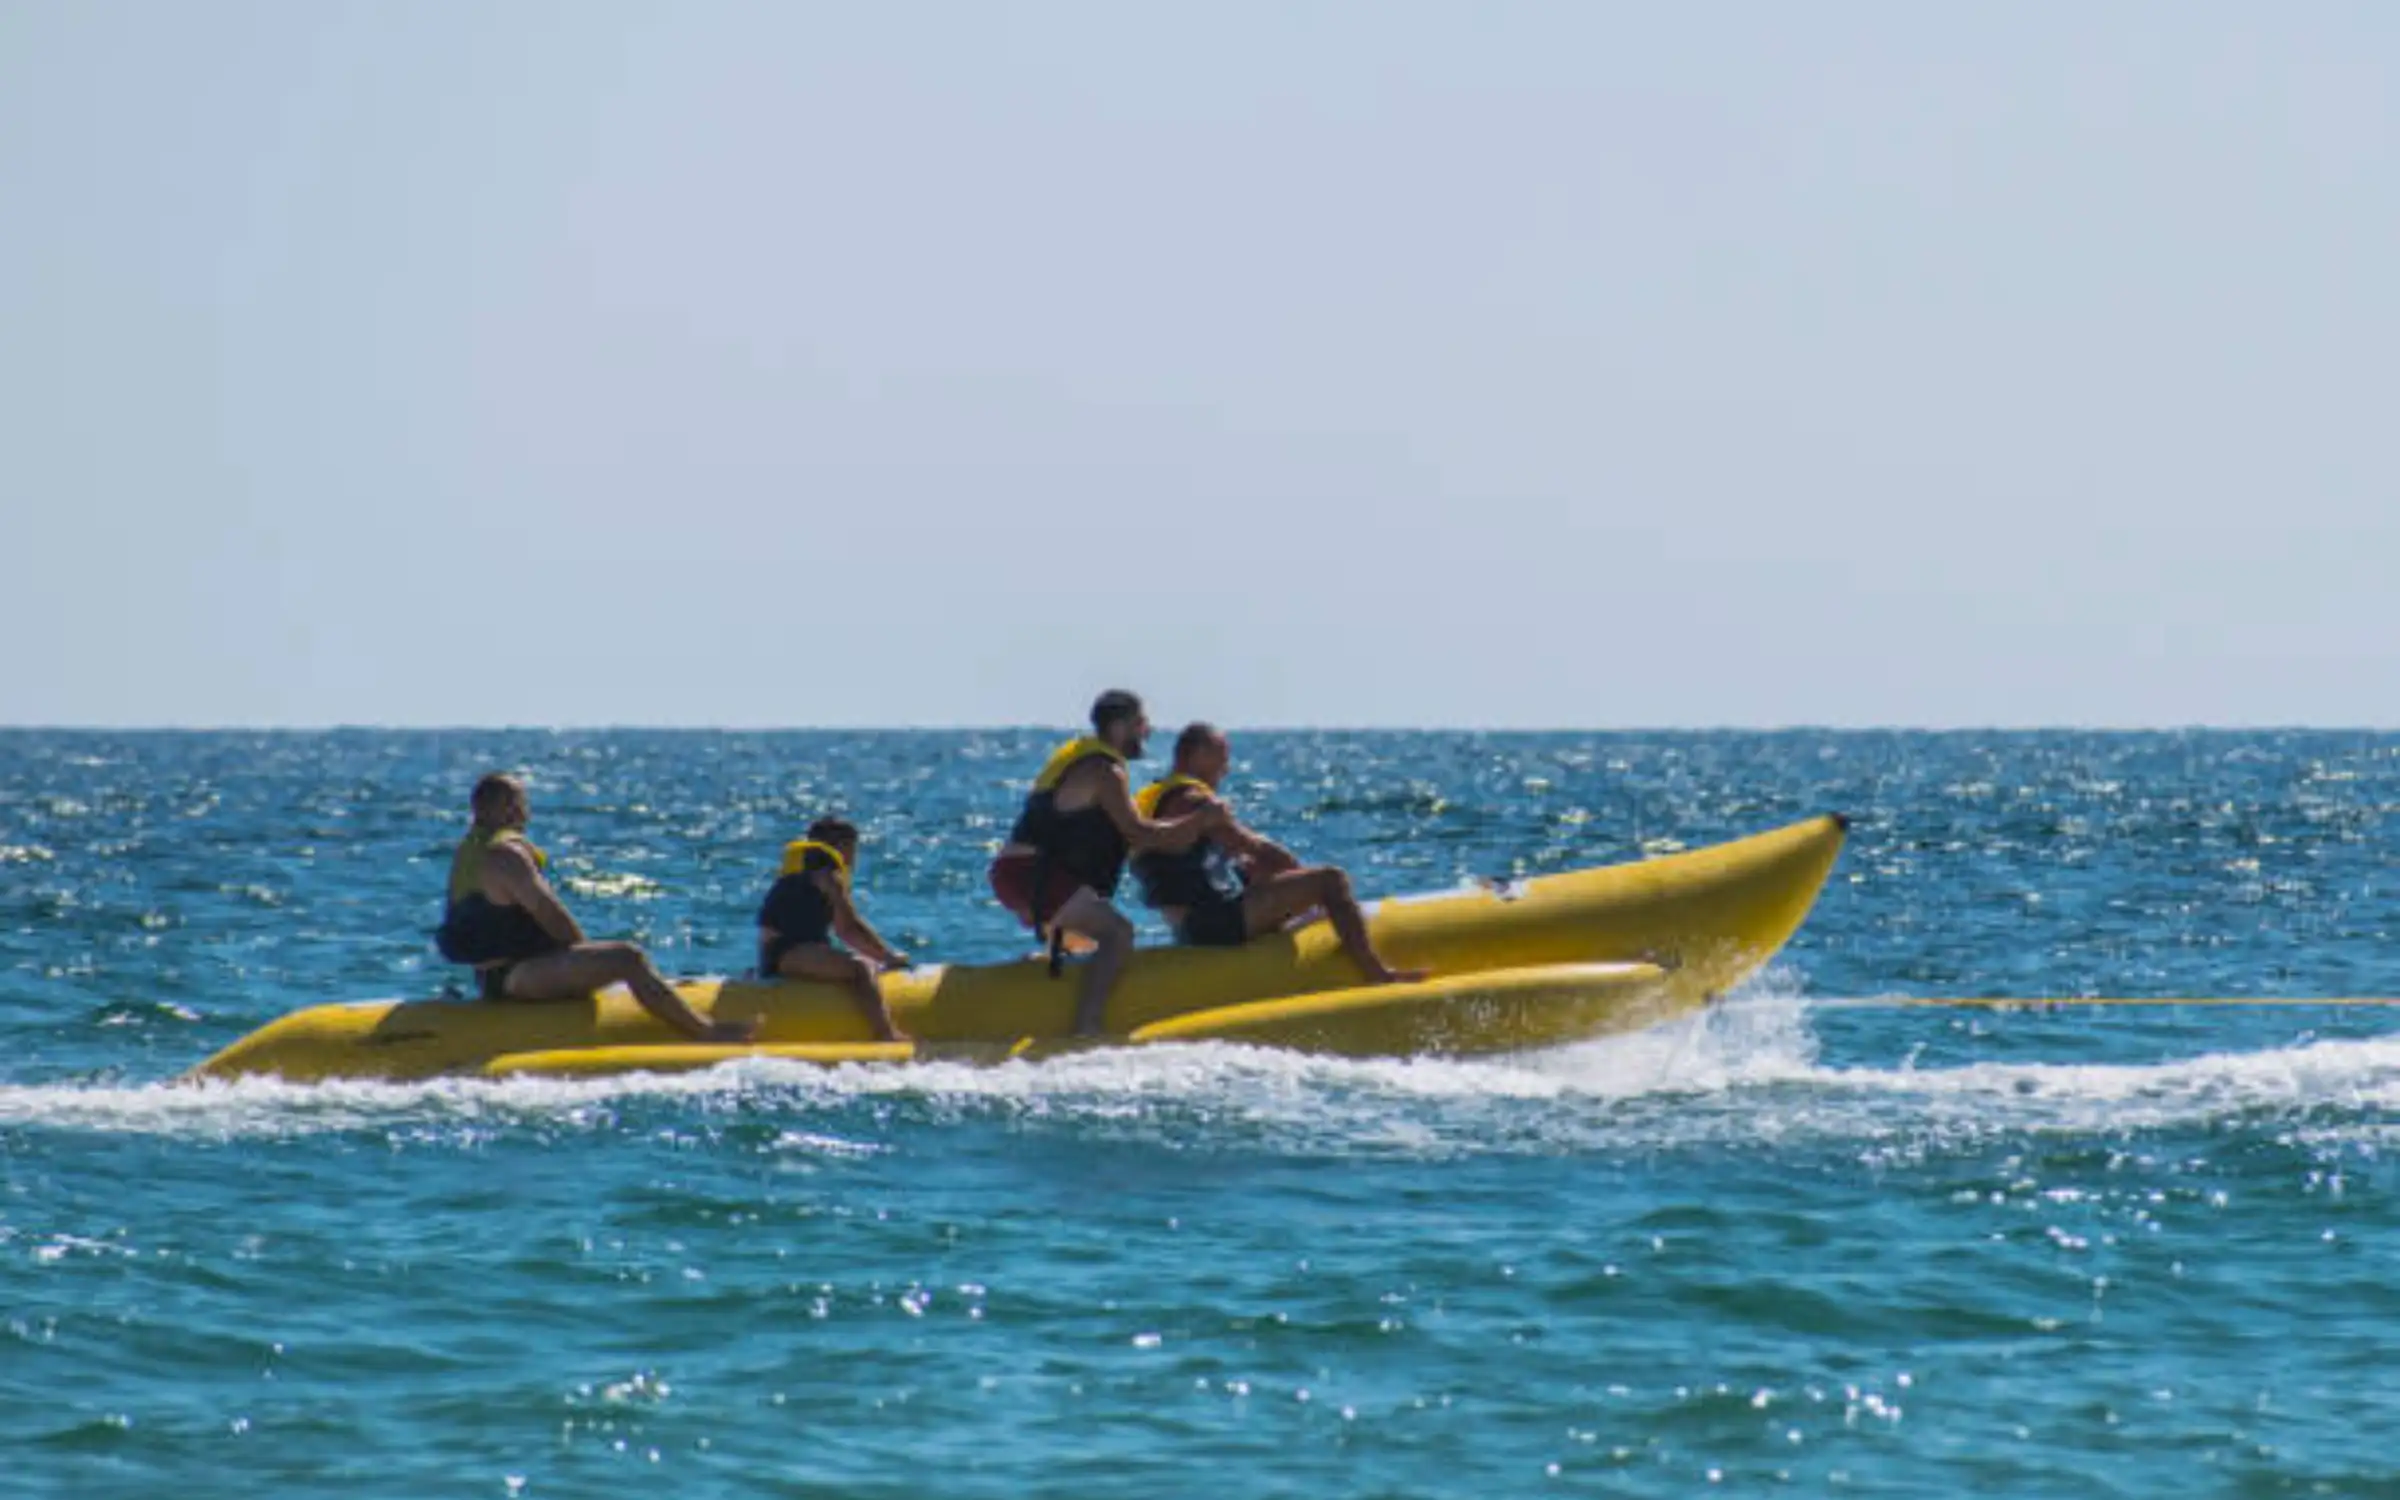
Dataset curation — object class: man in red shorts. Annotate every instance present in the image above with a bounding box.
[988,690,1225,1036]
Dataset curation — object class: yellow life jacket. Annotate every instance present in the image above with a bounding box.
[446,825,547,904]
[1031,735,1125,792]
[1136,773,1216,819]
[779,838,853,887]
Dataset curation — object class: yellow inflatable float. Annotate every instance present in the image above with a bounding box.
[189,814,1847,1084]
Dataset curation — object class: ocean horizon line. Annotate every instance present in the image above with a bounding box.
[5,721,2400,736]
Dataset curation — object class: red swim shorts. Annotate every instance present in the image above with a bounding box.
[988,852,1087,929]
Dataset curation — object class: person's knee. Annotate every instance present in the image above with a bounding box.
[840,952,877,985]
[1086,907,1135,951]
[1309,867,1353,902]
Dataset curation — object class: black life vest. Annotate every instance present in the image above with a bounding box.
[435,826,563,967]
[1130,775,1245,911]
[1006,737,1131,896]
[758,839,850,972]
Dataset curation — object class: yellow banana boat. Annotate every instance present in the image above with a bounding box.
[189,814,1846,1084]
[476,962,1678,1078]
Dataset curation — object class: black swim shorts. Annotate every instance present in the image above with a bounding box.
[1177,898,1250,949]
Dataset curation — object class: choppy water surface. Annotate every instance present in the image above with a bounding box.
[3,730,2396,1496]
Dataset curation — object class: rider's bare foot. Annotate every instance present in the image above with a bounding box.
[1372,967,1431,985]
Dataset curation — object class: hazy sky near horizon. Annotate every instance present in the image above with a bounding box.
[4,3,2394,729]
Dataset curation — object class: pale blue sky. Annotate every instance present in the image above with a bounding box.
[3,3,2392,728]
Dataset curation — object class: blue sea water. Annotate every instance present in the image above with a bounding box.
[3,729,2396,1498]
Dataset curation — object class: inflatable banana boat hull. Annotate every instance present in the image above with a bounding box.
[189,815,1846,1084]
[476,961,1677,1078]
